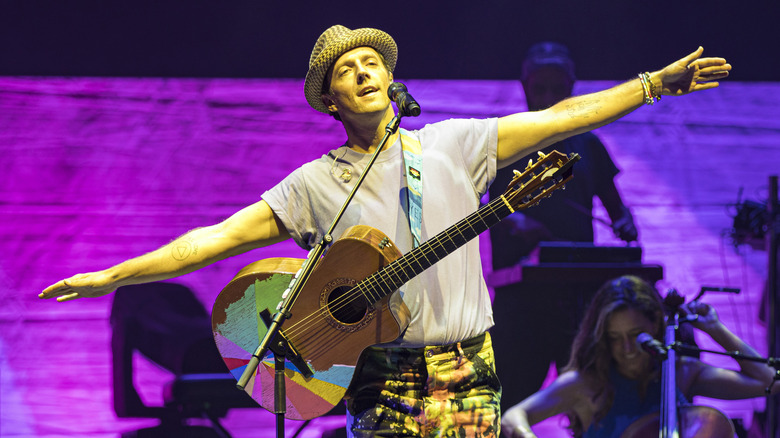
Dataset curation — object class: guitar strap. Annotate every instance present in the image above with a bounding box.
[399,128,423,248]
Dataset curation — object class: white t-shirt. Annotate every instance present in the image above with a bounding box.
[262,117,498,347]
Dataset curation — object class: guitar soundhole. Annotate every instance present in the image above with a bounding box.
[327,285,369,324]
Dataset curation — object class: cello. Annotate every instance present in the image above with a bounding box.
[620,290,736,438]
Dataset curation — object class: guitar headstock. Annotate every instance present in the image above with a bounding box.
[502,150,580,211]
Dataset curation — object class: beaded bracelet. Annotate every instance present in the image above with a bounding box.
[638,72,661,105]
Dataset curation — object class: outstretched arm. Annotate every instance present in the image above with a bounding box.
[496,47,731,168]
[39,200,290,302]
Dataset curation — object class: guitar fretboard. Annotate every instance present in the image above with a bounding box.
[358,195,513,304]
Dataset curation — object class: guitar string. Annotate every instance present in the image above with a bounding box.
[276,181,567,364]
[277,158,559,338]
[280,202,499,341]
[280,220,478,340]
[281,229,478,343]
[275,166,563,349]
[280,171,563,342]
[279,176,557,344]
[280,197,507,341]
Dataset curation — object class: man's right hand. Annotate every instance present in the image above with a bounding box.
[39,271,119,302]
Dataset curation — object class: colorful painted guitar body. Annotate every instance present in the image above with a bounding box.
[212,150,579,420]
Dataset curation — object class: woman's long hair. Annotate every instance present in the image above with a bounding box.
[562,275,665,436]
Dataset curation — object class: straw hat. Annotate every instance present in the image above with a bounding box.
[304,25,398,113]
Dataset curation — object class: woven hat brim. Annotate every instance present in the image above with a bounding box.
[304,28,397,114]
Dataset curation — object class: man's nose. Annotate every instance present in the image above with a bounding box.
[356,66,370,83]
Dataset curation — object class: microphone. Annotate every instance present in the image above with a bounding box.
[636,332,668,360]
[387,82,421,117]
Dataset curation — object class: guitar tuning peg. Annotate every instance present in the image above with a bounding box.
[537,151,546,158]
[526,159,533,169]
[513,169,522,177]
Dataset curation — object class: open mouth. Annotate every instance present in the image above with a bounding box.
[359,87,378,97]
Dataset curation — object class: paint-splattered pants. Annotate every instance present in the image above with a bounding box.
[346,332,501,437]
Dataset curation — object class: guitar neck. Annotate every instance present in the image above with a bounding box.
[359,195,513,304]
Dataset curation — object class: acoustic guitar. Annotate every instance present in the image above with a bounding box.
[211,150,579,420]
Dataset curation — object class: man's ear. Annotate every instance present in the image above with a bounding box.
[321,94,338,113]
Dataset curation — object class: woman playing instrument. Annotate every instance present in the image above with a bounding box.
[502,275,777,438]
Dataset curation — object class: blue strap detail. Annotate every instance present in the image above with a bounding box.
[399,128,423,248]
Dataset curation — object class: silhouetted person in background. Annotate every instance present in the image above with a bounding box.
[490,42,637,270]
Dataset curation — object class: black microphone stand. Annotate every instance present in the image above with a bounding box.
[657,319,780,438]
[235,113,407,438]
[669,340,780,405]
[661,294,682,438]
[767,175,779,438]
[661,289,780,438]
[670,342,780,373]
[660,313,780,436]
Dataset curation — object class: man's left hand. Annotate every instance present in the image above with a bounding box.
[657,47,732,96]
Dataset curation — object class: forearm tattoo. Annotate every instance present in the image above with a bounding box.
[565,99,602,119]
[171,236,198,261]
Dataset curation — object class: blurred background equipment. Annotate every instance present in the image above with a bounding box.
[110,282,257,438]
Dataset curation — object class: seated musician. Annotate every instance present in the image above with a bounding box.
[501,275,777,438]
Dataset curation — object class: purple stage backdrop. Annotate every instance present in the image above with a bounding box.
[1,76,779,437]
